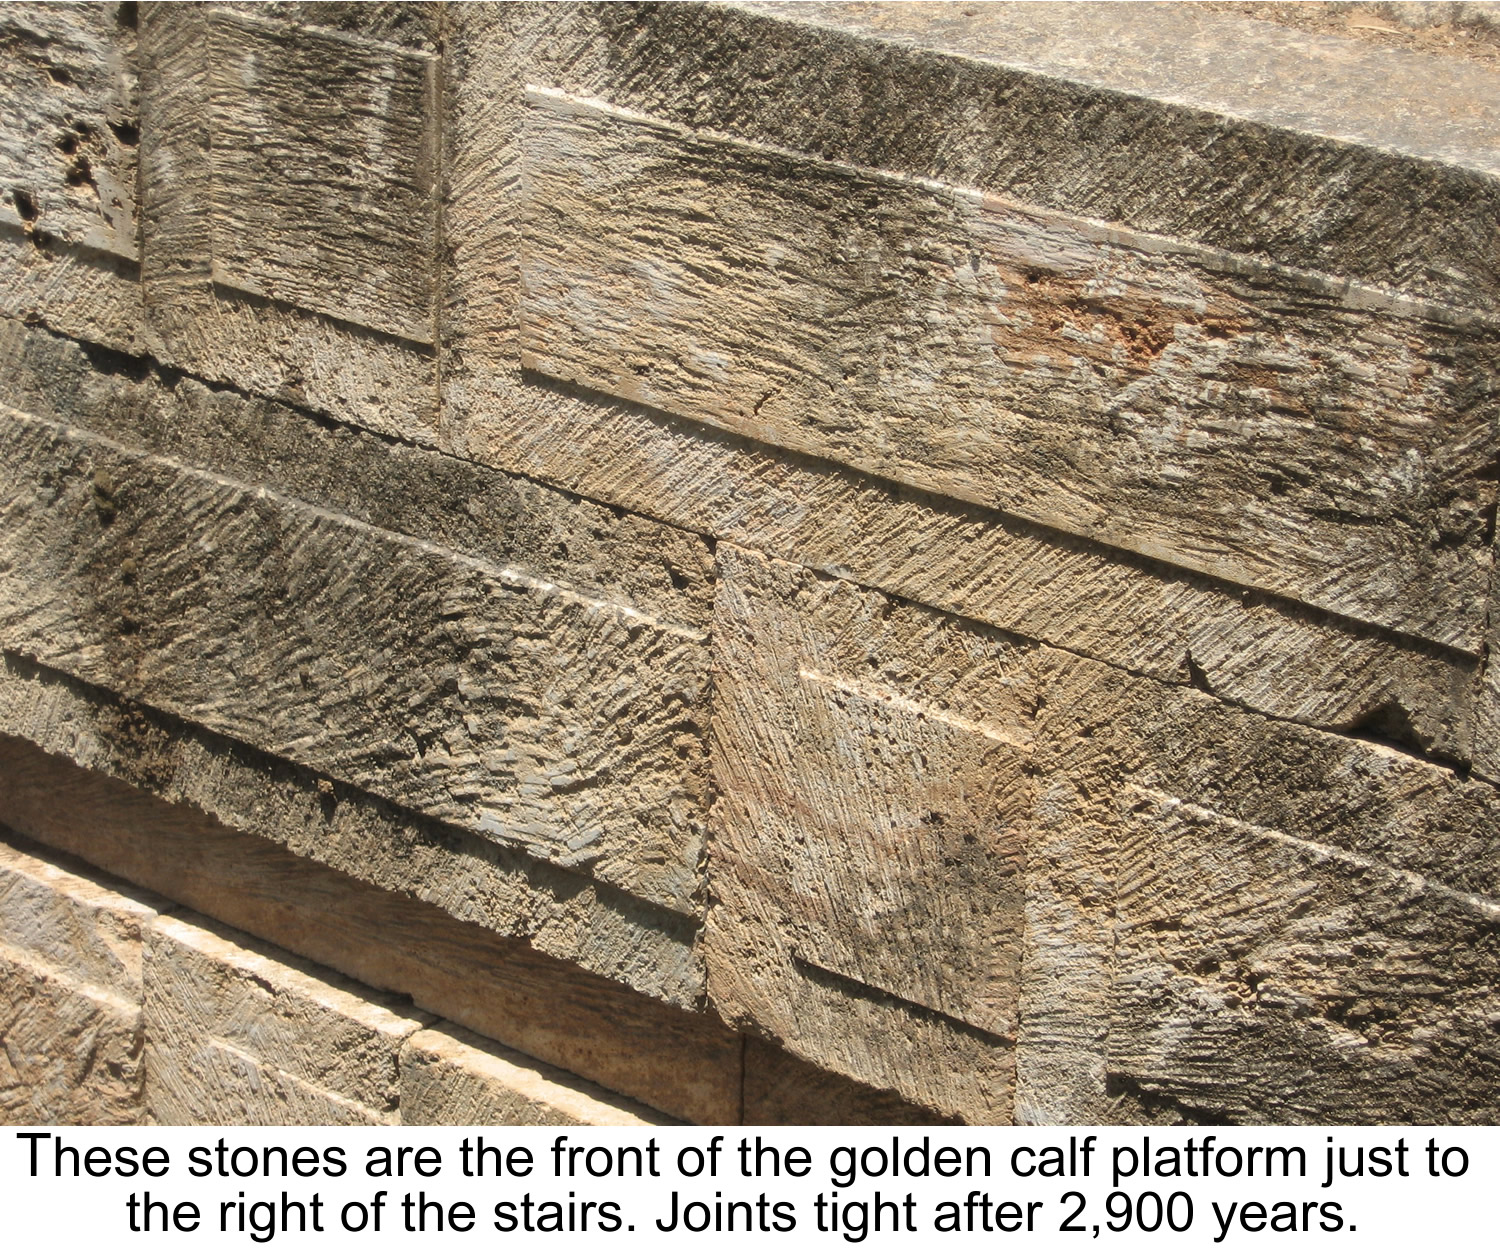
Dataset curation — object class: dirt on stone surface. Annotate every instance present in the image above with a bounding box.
[1202,0,1500,66]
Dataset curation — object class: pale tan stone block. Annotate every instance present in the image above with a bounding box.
[400,1024,668,1126]
[0,940,144,1125]
[145,912,427,1124]
[0,833,155,1124]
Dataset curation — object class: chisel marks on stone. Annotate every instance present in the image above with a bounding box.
[0,409,709,913]
[709,542,1031,1110]
[1109,785,1500,1124]
[520,87,1498,650]
[206,9,439,344]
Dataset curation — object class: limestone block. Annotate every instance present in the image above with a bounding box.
[521,87,1494,651]
[0,941,145,1125]
[451,369,1477,762]
[1037,649,1500,901]
[0,2,139,259]
[1018,647,1500,1124]
[0,4,145,361]
[729,1,1500,313]
[206,9,437,343]
[0,732,743,1124]
[0,320,712,1007]
[0,319,714,636]
[707,543,1029,1120]
[0,409,711,916]
[400,1025,667,1126]
[0,833,158,997]
[0,654,702,1008]
[136,3,440,437]
[445,0,1500,362]
[1107,788,1500,1124]
[148,1036,390,1127]
[145,912,425,1124]
[0,834,154,1124]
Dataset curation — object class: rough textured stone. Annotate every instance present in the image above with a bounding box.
[741,1037,960,1126]
[0,942,145,1125]
[0,831,159,997]
[144,911,427,1124]
[0,832,153,1124]
[521,87,1496,650]
[732,1,1500,311]
[0,3,139,260]
[0,409,711,915]
[0,730,743,1124]
[400,1024,668,1126]
[1021,646,1500,1124]
[2,0,1497,1129]
[0,319,714,635]
[206,9,438,344]
[1106,788,1500,1124]
[0,652,702,1006]
[136,3,440,438]
[707,543,1025,1120]
[444,4,1481,765]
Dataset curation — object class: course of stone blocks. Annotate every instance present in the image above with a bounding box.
[1,1,1497,1124]
[0,830,663,1124]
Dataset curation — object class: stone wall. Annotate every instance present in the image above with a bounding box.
[1,1,1496,1124]
[0,826,666,1125]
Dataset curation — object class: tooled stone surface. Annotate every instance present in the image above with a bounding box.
[1,0,1497,1125]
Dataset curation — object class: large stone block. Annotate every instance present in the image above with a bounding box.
[520,86,1495,651]
[205,8,438,344]
[0,833,155,1124]
[145,911,426,1125]
[0,3,145,362]
[707,543,1029,1120]
[1018,647,1500,1124]
[0,409,711,916]
[0,941,145,1125]
[1107,788,1500,1124]
[0,319,714,640]
[1,0,1495,1131]
[400,1025,667,1127]
[0,832,158,997]
[136,3,440,436]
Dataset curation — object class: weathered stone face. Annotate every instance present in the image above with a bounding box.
[2,0,1498,1125]
[0,838,154,1125]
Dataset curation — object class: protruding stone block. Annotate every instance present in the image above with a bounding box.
[0,833,155,1124]
[206,10,438,343]
[400,1025,667,1126]
[521,87,1495,652]
[708,542,1030,1120]
[0,409,712,917]
[144,912,427,1125]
